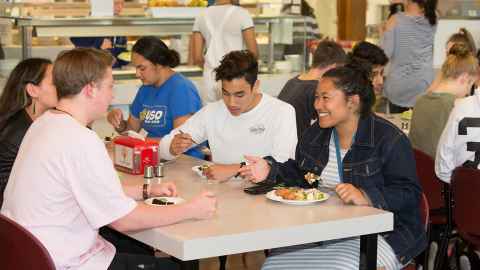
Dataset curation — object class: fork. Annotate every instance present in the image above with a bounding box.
[178,130,199,145]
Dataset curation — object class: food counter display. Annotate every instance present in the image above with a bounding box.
[0,13,308,72]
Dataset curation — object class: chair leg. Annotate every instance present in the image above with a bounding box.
[218,255,227,270]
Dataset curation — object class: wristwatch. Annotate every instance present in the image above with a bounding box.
[142,183,150,200]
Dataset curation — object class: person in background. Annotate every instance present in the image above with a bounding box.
[191,0,258,103]
[107,36,204,159]
[159,50,297,182]
[388,0,405,17]
[240,58,425,270]
[278,40,346,138]
[381,0,438,113]
[70,0,128,69]
[0,58,57,207]
[349,41,389,113]
[410,44,478,158]
[428,28,477,92]
[1,48,216,270]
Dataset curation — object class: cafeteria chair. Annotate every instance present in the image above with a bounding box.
[451,167,480,269]
[0,213,55,270]
[413,149,454,270]
[403,193,430,270]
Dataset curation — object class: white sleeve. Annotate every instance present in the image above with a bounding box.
[192,13,203,33]
[159,105,210,160]
[239,8,254,30]
[435,106,460,183]
[271,104,298,162]
[69,136,136,229]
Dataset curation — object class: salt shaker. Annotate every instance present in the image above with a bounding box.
[154,163,164,183]
[144,165,154,184]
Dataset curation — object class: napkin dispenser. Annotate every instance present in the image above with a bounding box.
[113,136,159,175]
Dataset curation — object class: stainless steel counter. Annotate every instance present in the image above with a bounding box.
[2,14,308,72]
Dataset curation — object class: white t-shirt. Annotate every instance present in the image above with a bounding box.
[1,111,136,270]
[435,95,480,183]
[192,5,254,56]
[159,94,297,164]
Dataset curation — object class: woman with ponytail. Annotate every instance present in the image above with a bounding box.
[381,0,438,113]
[410,43,478,159]
[0,58,57,206]
[240,58,425,270]
[107,36,204,158]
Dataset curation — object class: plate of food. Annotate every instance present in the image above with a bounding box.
[145,197,185,206]
[192,164,210,178]
[266,187,329,205]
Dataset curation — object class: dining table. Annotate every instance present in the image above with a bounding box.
[119,155,394,270]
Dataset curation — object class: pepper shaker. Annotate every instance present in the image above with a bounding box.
[144,165,154,184]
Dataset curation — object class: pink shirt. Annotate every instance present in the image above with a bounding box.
[1,111,137,269]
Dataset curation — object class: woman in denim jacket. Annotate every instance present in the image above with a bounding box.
[240,59,426,269]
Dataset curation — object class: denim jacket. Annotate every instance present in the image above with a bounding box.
[265,113,427,265]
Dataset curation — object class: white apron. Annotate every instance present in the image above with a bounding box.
[201,6,236,103]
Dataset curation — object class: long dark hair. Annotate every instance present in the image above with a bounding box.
[322,57,375,118]
[132,36,180,68]
[411,0,438,26]
[0,58,52,130]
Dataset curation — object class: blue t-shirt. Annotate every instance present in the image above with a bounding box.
[130,73,204,158]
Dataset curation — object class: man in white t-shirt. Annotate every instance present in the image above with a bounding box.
[191,0,258,103]
[1,48,217,270]
[436,94,480,183]
[159,50,297,181]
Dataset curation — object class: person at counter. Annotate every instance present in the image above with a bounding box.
[191,0,258,103]
[381,0,438,113]
[278,40,346,138]
[0,58,57,207]
[1,48,217,270]
[410,44,478,159]
[70,0,128,69]
[159,50,297,182]
[107,36,204,159]
[240,59,426,269]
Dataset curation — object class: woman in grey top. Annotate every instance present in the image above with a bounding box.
[381,0,438,113]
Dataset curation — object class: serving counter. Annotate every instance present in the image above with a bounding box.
[2,14,308,73]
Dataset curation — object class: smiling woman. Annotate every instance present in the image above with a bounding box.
[241,57,426,270]
[0,58,56,207]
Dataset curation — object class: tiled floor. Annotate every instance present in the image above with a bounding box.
[200,252,266,270]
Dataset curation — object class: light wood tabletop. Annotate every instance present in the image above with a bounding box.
[119,155,394,270]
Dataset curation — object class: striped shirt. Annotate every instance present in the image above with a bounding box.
[381,12,437,107]
[320,135,347,188]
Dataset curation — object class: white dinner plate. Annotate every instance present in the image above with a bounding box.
[145,197,185,206]
[265,190,329,205]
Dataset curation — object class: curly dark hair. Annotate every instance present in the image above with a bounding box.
[214,50,258,87]
[350,41,388,67]
[322,57,375,118]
